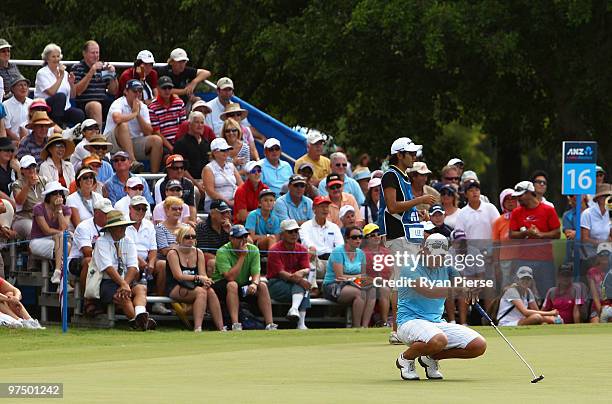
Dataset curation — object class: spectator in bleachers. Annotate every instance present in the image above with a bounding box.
[66,168,103,228]
[222,118,251,177]
[325,173,363,228]
[69,154,105,194]
[220,103,260,161]
[165,225,224,332]
[454,179,499,242]
[0,276,45,329]
[152,179,191,225]
[447,157,464,177]
[587,243,612,323]
[175,100,214,142]
[72,40,118,125]
[93,210,156,330]
[296,163,320,200]
[67,198,112,302]
[212,224,277,331]
[294,132,330,186]
[125,196,163,314]
[148,76,186,151]
[439,184,459,229]
[2,75,31,141]
[203,138,242,210]
[28,98,63,135]
[318,152,365,205]
[118,50,158,105]
[353,168,372,197]
[361,223,392,327]
[267,219,312,329]
[531,170,554,208]
[245,188,281,252]
[580,183,612,265]
[0,198,16,273]
[496,266,558,326]
[509,181,561,298]
[79,136,114,184]
[34,43,84,127]
[299,196,344,280]
[561,194,589,264]
[104,79,163,173]
[196,199,231,276]
[429,204,452,238]
[260,138,292,196]
[0,39,22,100]
[408,162,440,212]
[70,119,100,165]
[38,134,75,187]
[492,189,520,287]
[273,174,314,225]
[233,160,267,224]
[339,205,356,229]
[360,177,380,226]
[154,155,196,220]
[435,165,461,192]
[30,181,71,285]
[11,155,48,238]
[173,111,210,201]
[16,111,54,164]
[114,177,152,220]
[103,151,154,205]
[542,265,585,324]
[0,138,17,197]
[322,225,375,328]
[588,166,607,208]
[157,48,211,106]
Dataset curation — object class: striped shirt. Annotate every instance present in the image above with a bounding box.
[72,60,110,103]
[148,95,186,144]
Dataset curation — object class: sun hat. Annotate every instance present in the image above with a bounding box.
[102,210,136,230]
[220,102,248,121]
[40,134,75,161]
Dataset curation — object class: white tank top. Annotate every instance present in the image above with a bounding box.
[205,160,237,203]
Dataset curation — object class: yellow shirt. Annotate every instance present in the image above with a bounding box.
[294,154,331,181]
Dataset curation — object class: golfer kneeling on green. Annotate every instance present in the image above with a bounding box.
[395,234,487,380]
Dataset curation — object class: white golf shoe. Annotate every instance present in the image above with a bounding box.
[389,331,402,345]
[418,356,443,379]
[396,353,419,380]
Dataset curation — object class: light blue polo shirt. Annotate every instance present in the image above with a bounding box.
[273,193,313,223]
[245,208,281,235]
[318,175,365,205]
[323,245,366,285]
[260,158,293,196]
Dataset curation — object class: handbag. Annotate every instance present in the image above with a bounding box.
[84,263,103,299]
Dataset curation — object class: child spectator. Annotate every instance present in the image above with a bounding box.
[245,189,281,252]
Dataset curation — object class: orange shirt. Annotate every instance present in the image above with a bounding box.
[327,192,362,227]
[491,213,521,261]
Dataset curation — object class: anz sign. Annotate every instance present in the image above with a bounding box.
[562,141,597,194]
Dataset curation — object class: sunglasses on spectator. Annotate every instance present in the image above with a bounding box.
[291,183,306,188]
[335,163,348,167]
[169,165,184,170]
[365,232,380,238]
[168,187,182,192]
[227,113,242,118]
[184,234,197,240]
[91,145,107,150]
[170,206,183,212]
[533,180,547,185]
[328,184,342,190]
[113,157,128,163]
[267,146,281,152]
[286,229,300,234]
[234,234,249,239]
[130,88,143,93]
[349,234,364,240]
[129,185,144,191]
[88,163,102,169]
[444,176,460,181]
[224,128,239,134]
[53,142,66,148]
[249,167,262,174]
[81,175,95,181]
[132,206,148,212]
[0,149,14,153]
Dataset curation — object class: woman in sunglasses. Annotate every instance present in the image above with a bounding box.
[66,168,103,228]
[221,118,250,177]
[29,181,72,286]
[322,226,376,327]
[38,134,76,188]
[219,102,259,161]
[165,225,224,332]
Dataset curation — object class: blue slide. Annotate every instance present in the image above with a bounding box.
[199,92,306,165]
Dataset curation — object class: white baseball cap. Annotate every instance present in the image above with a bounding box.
[130,195,149,207]
[93,198,113,213]
[264,138,281,149]
[390,137,422,154]
[81,119,99,129]
[169,48,189,62]
[307,132,325,144]
[408,161,431,175]
[136,50,155,64]
[424,233,449,256]
[244,160,262,173]
[210,138,233,152]
[597,242,612,255]
[447,158,464,166]
[280,219,300,232]
[339,205,355,219]
[216,77,234,90]
[516,266,534,279]
[512,181,535,197]
[19,155,37,168]
[126,177,143,188]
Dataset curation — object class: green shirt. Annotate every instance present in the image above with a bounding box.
[213,242,261,286]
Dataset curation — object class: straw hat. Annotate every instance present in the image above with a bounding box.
[40,134,75,161]
[102,210,136,231]
[593,183,612,201]
[220,102,248,121]
[26,111,54,129]
[84,135,112,151]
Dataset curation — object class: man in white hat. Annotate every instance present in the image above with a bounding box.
[446,158,464,177]
[3,74,32,140]
[92,210,156,330]
[261,138,293,196]
[72,40,118,125]
[394,233,486,381]
[294,131,331,186]
[156,48,210,105]
[408,161,440,212]
[509,180,561,297]
[0,38,23,100]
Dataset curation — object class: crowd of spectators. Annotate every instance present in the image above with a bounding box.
[0,38,610,333]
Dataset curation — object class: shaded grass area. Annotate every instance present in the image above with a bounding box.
[1,324,609,403]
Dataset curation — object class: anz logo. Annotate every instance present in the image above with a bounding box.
[566,146,593,156]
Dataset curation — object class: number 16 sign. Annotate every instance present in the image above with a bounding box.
[562,141,597,195]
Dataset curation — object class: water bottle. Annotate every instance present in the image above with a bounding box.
[241,285,249,297]
[16,254,23,272]
[554,315,563,324]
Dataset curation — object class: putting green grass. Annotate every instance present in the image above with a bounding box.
[1,324,610,403]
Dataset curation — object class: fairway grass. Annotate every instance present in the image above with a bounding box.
[1,324,610,403]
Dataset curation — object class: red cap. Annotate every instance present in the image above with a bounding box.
[313,196,332,206]
[165,154,185,167]
[30,99,51,112]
